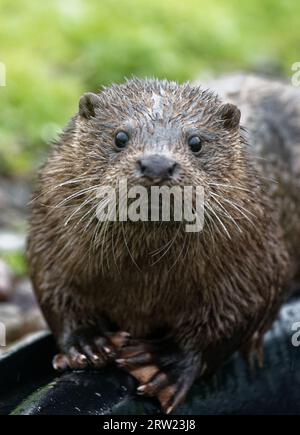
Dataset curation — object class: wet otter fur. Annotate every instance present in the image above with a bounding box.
[27,76,299,413]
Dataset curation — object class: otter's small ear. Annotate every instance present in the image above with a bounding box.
[79,92,101,119]
[218,103,241,129]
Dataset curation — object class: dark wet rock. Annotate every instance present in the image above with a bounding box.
[1,298,300,415]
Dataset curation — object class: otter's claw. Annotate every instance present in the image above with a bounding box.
[116,337,198,413]
[53,330,130,372]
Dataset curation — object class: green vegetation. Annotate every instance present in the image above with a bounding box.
[0,0,300,177]
[1,251,27,276]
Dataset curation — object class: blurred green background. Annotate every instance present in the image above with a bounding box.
[1,0,300,178]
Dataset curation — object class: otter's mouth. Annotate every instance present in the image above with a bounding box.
[137,178,179,188]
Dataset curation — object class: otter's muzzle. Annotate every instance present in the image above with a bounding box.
[136,154,178,184]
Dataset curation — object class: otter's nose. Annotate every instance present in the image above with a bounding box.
[137,154,178,182]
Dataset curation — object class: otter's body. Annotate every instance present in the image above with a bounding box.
[27,77,299,413]
[206,74,300,279]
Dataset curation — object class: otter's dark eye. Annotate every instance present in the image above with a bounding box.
[115,131,129,149]
[188,135,202,153]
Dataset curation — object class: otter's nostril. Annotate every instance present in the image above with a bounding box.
[168,162,177,177]
[136,159,146,174]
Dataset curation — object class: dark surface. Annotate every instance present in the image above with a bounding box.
[1,298,300,415]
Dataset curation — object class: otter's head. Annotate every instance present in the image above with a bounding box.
[76,78,243,191]
[59,78,257,246]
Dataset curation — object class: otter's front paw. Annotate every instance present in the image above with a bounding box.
[116,338,199,413]
[53,329,130,372]
[137,367,198,414]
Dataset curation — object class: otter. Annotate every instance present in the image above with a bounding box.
[27,76,300,414]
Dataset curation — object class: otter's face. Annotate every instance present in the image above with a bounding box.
[76,79,243,193]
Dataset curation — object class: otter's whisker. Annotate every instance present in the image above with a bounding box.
[54,185,101,209]
[64,195,98,227]
[210,191,256,225]
[30,174,101,204]
[151,224,182,266]
[207,182,254,194]
[205,200,231,239]
[121,221,141,271]
[150,237,175,257]
[209,193,243,234]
